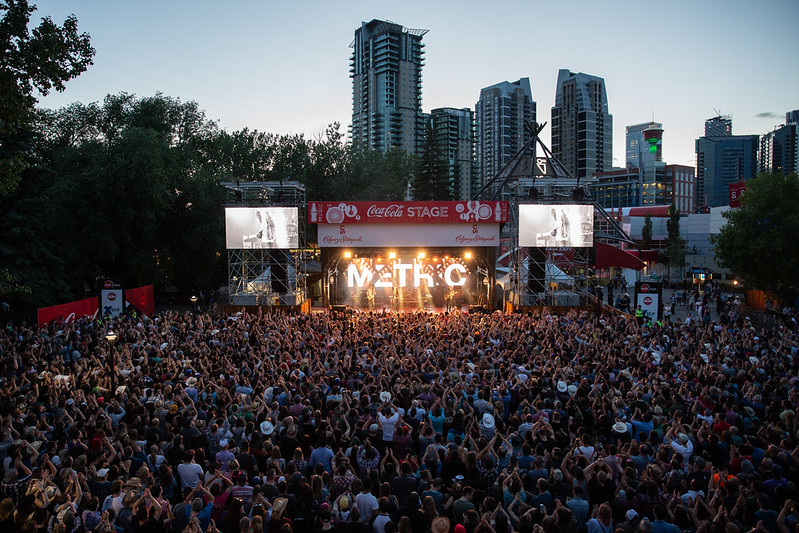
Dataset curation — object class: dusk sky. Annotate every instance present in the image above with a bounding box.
[35,0,799,170]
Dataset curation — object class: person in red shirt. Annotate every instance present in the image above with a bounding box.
[712,412,731,435]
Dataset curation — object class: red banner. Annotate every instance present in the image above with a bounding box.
[729,181,746,208]
[126,285,154,316]
[37,297,98,328]
[36,284,155,328]
[308,201,509,224]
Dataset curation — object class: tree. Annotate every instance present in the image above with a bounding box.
[666,205,686,278]
[641,214,653,250]
[39,93,226,297]
[711,172,799,300]
[0,0,94,193]
[413,122,449,200]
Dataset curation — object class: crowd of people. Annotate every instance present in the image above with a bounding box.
[1,297,797,533]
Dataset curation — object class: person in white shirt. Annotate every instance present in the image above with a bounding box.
[355,478,379,523]
[177,451,204,490]
[378,403,400,444]
[665,425,694,467]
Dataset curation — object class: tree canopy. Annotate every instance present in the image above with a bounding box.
[641,214,653,250]
[2,89,420,319]
[412,122,449,200]
[0,0,94,193]
[712,172,799,299]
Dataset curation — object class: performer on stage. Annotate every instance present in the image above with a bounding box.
[445,287,455,312]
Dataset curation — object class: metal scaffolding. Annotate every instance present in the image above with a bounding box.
[222,181,308,307]
[473,122,637,307]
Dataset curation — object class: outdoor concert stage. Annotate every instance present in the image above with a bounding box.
[309,201,509,313]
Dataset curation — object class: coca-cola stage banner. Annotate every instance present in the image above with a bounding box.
[37,297,99,328]
[318,223,500,248]
[309,201,509,225]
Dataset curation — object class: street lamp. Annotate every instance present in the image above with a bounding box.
[105,330,119,394]
[189,295,198,328]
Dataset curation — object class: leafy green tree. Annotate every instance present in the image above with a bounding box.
[712,172,799,299]
[641,214,653,250]
[0,0,94,193]
[413,122,449,200]
[666,205,686,275]
[39,93,226,296]
[0,165,70,315]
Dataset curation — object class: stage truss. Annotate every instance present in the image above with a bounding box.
[222,181,308,307]
[473,122,639,307]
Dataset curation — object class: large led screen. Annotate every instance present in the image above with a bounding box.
[225,207,299,249]
[518,204,594,248]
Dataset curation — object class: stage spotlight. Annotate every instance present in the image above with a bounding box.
[417,252,426,259]
[464,251,472,260]
[343,250,352,259]
[388,251,396,260]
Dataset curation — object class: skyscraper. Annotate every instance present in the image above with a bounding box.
[759,113,798,176]
[551,69,613,179]
[626,122,663,168]
[704,115,732,137]
[695,134,758,210]
[429,108,477,200]
[350,19,428,155]
[475,78,536,187]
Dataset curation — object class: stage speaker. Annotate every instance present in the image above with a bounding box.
[469,305,485,314]
[527,247,546,293]
[270,251,288,293]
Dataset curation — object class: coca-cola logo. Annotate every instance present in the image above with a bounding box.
[643,296,652,305]
[107,292,117,301]
[103,280,113,289]
[640,283,651,293]
[366,204,405,218]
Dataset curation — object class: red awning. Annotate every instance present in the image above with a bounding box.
[594,242,646,270]
[628,205,671,218]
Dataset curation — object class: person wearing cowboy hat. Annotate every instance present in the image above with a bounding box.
[431,516,450,533]
[479,411,496,440]
[377,396,400,454]
[269,497,291,530]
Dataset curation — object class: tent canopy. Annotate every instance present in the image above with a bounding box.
[594,242,646,270]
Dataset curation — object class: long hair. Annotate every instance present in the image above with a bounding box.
[422,495,437,523]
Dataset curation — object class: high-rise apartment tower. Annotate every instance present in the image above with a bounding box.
[350,19,428,155]
[475,78,536,188]
[551,69,613,179]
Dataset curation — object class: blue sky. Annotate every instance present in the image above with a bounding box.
[34,0,799,169]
